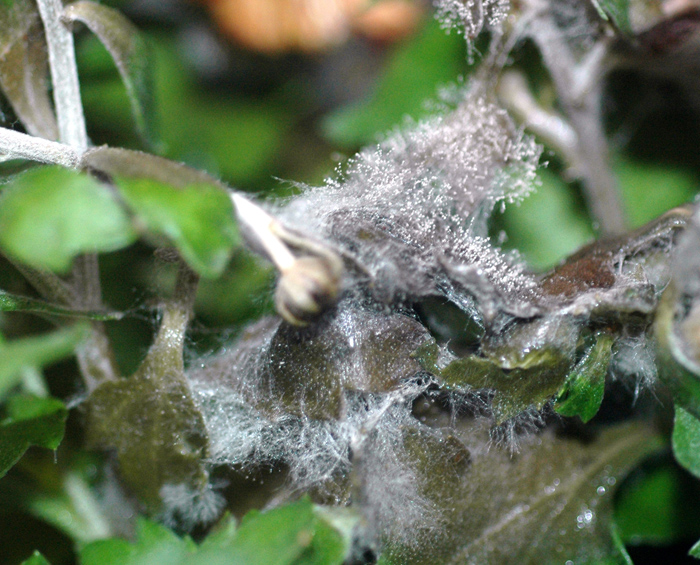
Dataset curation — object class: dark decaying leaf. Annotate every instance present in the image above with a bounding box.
[0,324,88,400]
[192,304,433,420]
[81,147,240,278]
[63,1,156,147]
[412,206,688,423]
[381,422,661,564]
[79,498,350,565]
[415,336,574,423]
[0,0,58,139]
[0,289,123,320]
[0,395,67,478]
[0,166,137,273]
[85,303,210,512]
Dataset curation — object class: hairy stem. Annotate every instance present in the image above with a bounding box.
[34,0,117,385]
[525,5,626,236]
[36,0,88,152]
[0,127,79,168]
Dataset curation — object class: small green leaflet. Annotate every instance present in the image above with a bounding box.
[0,324,88,400]
[672,405,700,479]
[554,332,613,423]
[0,395,68,478]
[590,0,632,35]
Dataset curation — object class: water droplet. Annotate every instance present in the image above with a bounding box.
[597,486,606,496]
[607,476,616,486]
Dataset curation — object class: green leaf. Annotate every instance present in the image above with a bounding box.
[555,332,613,423]
[0,0,58,139]
[0,167,137,272]
[615,457,700,547]
[80,517,196,565]
[617,157,697,229]
[0,324,88,400]
[322,17,467,147]
[0,395,67,478]
[80,500,350,565]
[0,289,123,320]
[64,1,157,147]
[81,147,240,278]
[590,0,632,34]
[673,406,700,479]
[690,538,700,558]
[218,498,317,565]
[116,177,238,278]
[21,551,52,565]
[609,523,633,565]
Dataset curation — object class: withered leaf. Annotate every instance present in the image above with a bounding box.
[85,305,209,511]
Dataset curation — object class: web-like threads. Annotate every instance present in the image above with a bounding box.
[158,482,226,531]
[434,0,510,38]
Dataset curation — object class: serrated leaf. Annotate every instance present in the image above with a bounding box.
[0,289,123,320]
[0,324,88,400]
[555,332,613,423]
[80,500,349,565]
[217,497,317,565]
[0,166,137,272]
[21,551,51,565]
[81,147,240,278]
[64,1,156,147]
[591,0,632,34]
[80,517,195,565]
[85,303,209,511]
[322,17,467,147]
[673,405,700,479]
[0,0,58,139]
[0,395,67,478]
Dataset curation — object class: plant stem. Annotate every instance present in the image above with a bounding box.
[0,127,79,168]
[524,3,626,236]
[36,0,88,152]
[34,0,118,387]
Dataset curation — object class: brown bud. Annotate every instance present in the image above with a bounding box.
[275,256,343,326]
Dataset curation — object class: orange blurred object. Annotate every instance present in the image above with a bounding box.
[194,0,425,53]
